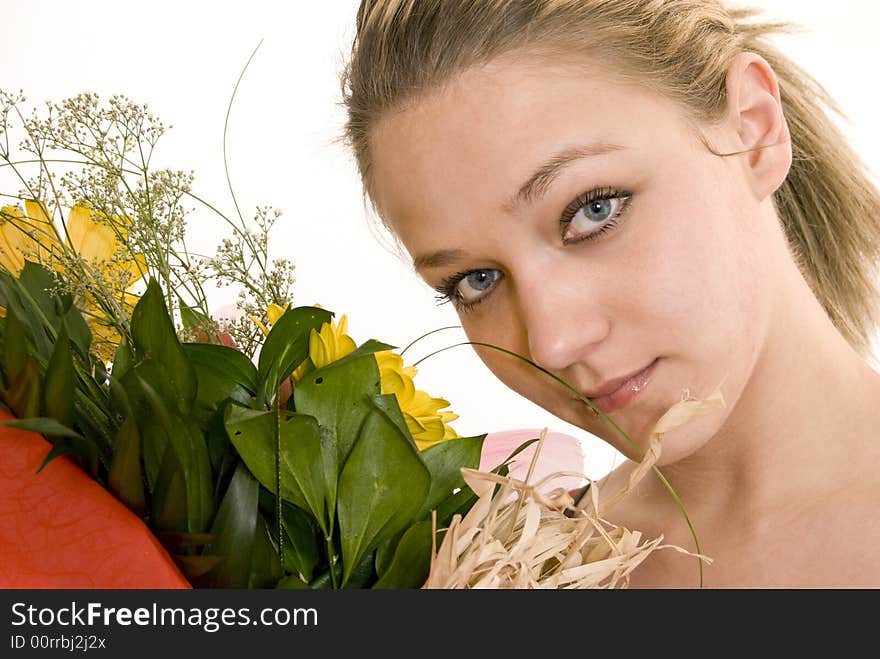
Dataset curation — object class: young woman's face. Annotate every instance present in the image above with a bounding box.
[368,56,776,463]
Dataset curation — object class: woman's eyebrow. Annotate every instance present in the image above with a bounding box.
[505,142,626,212]
[413,248,467,271]
[413,142,625,271]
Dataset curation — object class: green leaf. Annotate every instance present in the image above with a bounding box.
[122,360,176,487]
[225,404,337,533]
[178,300,212,332]
[0,271,46,359]
[369,392,416,447]
[58,293,92,359]
[1,416,83,438]
[257,305,332,406]
[248,515,283,588]
[293,352,383,467]
[129,278,197,416]
[307,567,337,589]
[107,416,146,516]
[4,357,40,419]
[43,325,75,427]
[70,388,114,458]
[18,261,56,325]
[416,434,486,520]
[128,370,213,532]
[182,342,258,417]
[336,404,430,586]
[344,549,377,589]
[3,307,28,382]
[17,262,58,357]
[281,502,321,583]
[35,436,100,477]
[375,532,403,577]
[199,462,261,588]
[308,549,376,590]
[111,341,134,380]
[276,574,311,589]
[373,520,433,589]
[151,444,189,533]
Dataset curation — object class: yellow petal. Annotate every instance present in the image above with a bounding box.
[267,303,287,326]
[0,206,28,274]
[249,315,270,336]
[379,367,415,401]
[407,390,451,418]
[310,317,356,367]
[291,358,309,383]
[67,205,118,263]
[403,411,428,435]
[338,334,357,358]
[123,291,141,309]
[376,351,418,380]
[23,199,50,223]
[412,417,448,447]
[22,200,59,259]
[376,350,419,402]
[440,412,460,439]
[309,327,330,369]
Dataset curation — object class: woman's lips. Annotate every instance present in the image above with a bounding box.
[589,358,659,414]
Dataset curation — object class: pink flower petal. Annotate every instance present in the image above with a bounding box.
[479,428,586,494]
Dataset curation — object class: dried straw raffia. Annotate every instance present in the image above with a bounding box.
[423,385,726,589]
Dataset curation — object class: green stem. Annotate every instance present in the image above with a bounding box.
[398,325,461,358]
[272,392,284,573]
[325,535,339,589]
[221,39,270,277]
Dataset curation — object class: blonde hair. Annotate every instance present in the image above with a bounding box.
[341,0,880,356]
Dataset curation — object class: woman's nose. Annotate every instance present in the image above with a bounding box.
[521,281,611,373]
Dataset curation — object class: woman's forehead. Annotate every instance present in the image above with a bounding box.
[368,57,694,219]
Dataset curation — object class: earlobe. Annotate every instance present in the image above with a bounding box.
[724,52,792,200]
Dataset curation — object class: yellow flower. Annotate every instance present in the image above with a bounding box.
[309,314,356,369]
[376,349,459,450]
[0,201,146,362]
[283,312,460,450]
[287,310,355,383]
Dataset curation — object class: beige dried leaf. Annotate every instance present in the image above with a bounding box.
[422,386,723,589]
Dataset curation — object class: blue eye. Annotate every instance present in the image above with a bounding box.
[456,269,500,303]
[584,198,614,222]
[561,188,632,244]
[434,268,502,312]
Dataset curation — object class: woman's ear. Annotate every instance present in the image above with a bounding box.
[723,51,793,200]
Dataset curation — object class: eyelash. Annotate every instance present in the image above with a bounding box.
[560,186,632,244]
[434,186,633,313]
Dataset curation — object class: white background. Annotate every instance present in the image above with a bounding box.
[3,1,879,480]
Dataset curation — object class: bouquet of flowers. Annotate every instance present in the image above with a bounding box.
[0,91,715,589]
